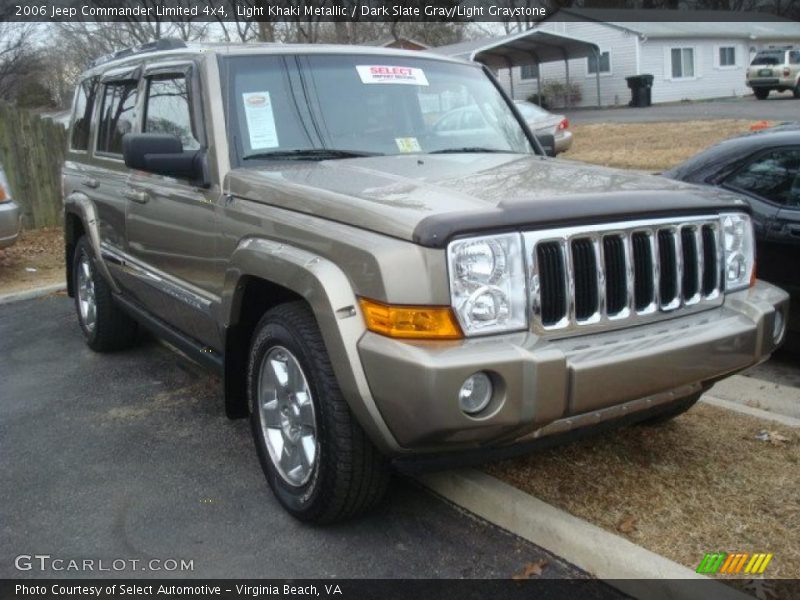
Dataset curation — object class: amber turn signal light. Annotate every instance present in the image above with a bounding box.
[359,298,463,340]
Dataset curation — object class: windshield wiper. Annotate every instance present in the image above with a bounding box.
[243,148,383,161]
[429,147,516,154]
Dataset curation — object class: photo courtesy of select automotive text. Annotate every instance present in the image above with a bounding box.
[1,0,799,598]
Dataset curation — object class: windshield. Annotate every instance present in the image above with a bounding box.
[751,51,785,66]
[222,54,534,163]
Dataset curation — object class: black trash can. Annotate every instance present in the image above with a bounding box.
[625,74,654,107]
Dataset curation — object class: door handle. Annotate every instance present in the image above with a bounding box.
[81,178,99,189]
[122,189,150,204]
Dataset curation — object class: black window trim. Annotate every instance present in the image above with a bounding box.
[93,79,141,162]
[141,61,207,151]
[722,145,800,208]
[68,76,98,155]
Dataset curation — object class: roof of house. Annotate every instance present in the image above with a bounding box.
[362,36,429,49]
[555,8,800,41]
[433,29,599,68]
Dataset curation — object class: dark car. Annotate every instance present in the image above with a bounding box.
[664,126,800,333]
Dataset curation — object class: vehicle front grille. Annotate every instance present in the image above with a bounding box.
[526,217,722,335]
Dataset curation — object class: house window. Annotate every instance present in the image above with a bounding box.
[719,46,736,67]
[587,51,611,75]
[520,63,539,80]
[671,47,695,79]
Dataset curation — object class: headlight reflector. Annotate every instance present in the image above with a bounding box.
[447,233,527,335]
[721,213,755,292]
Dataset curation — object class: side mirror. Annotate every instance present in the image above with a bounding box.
[537,134,557,157]
[122,133,206,182]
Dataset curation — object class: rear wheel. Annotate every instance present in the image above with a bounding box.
[248,301,390,523]
[793,82,800,99]
[73,236,138,351]
[754,88,770,100]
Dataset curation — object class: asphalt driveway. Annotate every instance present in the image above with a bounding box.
[0,294,623,593]
[567,93,800,125]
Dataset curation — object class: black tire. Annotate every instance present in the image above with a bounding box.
[72,236,138,352]
[754,88,770,100]
[638,392,702,426]
[794,83,800,99]
[247,301,389,523]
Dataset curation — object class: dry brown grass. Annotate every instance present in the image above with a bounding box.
[0,227,65,294]
[566,120,775,172]
[486,403,800,578]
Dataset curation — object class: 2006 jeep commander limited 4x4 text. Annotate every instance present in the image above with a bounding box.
[63,40,789,523]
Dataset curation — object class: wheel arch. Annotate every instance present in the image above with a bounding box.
[220,237,401,454]
[63,192,120,295]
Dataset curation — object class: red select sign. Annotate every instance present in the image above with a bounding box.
[369,66,413,77]
[356,65,429,86]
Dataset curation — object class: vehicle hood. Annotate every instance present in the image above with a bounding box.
[226,153,748,247]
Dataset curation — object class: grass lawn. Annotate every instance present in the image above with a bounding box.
[565,119,773,172]
[486,403,800,579]
[0,227,65,294]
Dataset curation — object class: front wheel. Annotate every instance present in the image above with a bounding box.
[793,83,800,99]
[753,88,770,100]
[248,301,389,523]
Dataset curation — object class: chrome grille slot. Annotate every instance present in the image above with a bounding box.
[658,229,679,308]
[603,235,627,316]
[681,226,701,303]
[525,216,723,336]
[571,238,598,321]
[536,241,568,326]
[701,225,719,296]
[631,232,654,311]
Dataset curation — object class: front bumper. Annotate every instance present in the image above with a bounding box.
[358,281,788,454]
[747,78,793,89]
[0,200,21,248]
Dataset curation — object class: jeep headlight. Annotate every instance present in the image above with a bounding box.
[721,212,755,292]
[447,233,528,335]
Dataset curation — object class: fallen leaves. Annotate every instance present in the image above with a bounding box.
[754,430,791,446]
[616,514,638,535]
[512,559,548,580]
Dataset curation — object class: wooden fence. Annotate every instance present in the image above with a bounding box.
[0,103,67,229]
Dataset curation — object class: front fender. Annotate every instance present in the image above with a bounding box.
[222,237,403,454]
[64,192,120,294]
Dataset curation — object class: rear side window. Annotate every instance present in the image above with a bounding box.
[96,81,138,156]
[70,78,97,151]
[143,74,201,151]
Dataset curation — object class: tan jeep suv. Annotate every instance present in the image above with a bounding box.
[63,40,789,523]
[746,47,800,99]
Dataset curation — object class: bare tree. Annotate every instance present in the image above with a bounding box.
[0,23,39,102]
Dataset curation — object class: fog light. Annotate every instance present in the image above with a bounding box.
[773,310,786,345]
[458,372,493,415]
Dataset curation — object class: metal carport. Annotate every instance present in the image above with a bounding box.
[433,29,602,108]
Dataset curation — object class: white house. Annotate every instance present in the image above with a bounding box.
[495,8,800,107]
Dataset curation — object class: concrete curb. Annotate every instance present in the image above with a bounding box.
[417,469,751,600]
[708,375,800,420]
[0,283,66,305]
[701,394,800,428]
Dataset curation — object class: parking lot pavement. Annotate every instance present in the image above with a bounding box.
[0,295,622,591]
[567,94,800,125]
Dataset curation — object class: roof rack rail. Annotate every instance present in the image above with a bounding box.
[88,38,187,69]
